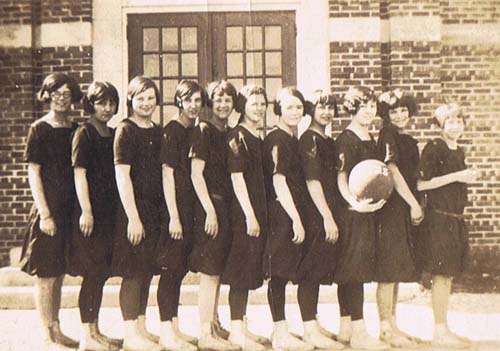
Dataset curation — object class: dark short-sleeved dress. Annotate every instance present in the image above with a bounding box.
[155,120,194,276]
[188,121,232,276]
[296,129,339,285]
[68,122,117,278]
[20,120,77,277]
[416,138,469,277]
[262,128,308,281]
[334,129,377,284]
[374,125,420,282]
[112,119,164,278]
[222,126,268,289]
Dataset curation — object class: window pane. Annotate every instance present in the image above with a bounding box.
[153,79,161,103]
[265,52,282,75]
[163,54,178,76]
[163,105,178,126]
[181,27,197,50]
[266,105,279,128]
[151,107,161,125]
[162,27,178,51]
[143,54,159,77]
[227,53,243,77]
[226,27,243,51]
[246,26,262,50]
[265,26,281,50]
[143,28,159,51]
[265,78,282,101]
[246,77,263,87]
[246,52,263,76]
[228,78,244,92]
[163,79,178,104]
[181,53,198,76]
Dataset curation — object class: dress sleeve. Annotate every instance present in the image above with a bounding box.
[72,125,91,168]
[419,140,440,181]
[335,133,357,174]
[189,123,210,161]
[160,123,181,168]
[377,127,399,165]
[114,122,134,165]
[299,133,321,181]
[269,134,291,176]
[24,123,46,165]
[227,129,249,173]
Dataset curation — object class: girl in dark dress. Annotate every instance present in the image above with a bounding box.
[156,80,203,351]
[417,103,477,348]
[334,87,388,350]
[374,89,423,348]
[222,85,270,350]
[20,73,82,350]
[70,81,122,351]
[262,87,313,351]
[297,90,344,350]
[189,80,239,351]
[113,76,163,351]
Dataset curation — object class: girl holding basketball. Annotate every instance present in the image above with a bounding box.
[222,84,270,350]
[334,86,388,350]
[374,89,423,347]
[417,103,477,348]
[189,80,239,351]
[262,86,313,351]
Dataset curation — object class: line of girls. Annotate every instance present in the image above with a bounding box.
[20,72,477,351]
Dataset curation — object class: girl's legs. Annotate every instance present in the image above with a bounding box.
[136,274,159,342]
[336,283,352,343]
[212,281,230,339]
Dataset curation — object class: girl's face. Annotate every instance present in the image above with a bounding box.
[49,84,72,113]
[244,94,267,125]
[93,99,117,123]
[388,106,410,129]
[313,103,335,127]
[353,100,377,127]
[181,91,203,120]
[442,116,464,140]
[211,93,234,120]
[280,95,303,127]
[131,87,157,118]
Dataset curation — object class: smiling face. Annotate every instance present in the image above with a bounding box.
[353,100,377,127]
[388,106,410,129]
[313,103,336,128]
[244,94,267,125]
[280,95,304,127]
[181,91,203,121]
[131,87,157,118]
[442,116,464,140]
[49,84,72,113]
[93,99,117,123]
[211,93,234,120]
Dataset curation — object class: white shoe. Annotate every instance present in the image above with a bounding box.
[79,323,112,351]
[199,322,240,351]
[380,328,418,348]
[350,320,389,350]
[172,317,198,345]
[137,315,160,343]
[229,320,265,351]
[123,320,163,351]
[302,321,345,350]
[432,330,471,349]
[336,316,352,344]
[243,316,269,345]
[159,321,197,351]
[314,315,336,340]
[272,321,313,351]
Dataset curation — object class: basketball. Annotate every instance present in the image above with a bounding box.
[348,159,394,202]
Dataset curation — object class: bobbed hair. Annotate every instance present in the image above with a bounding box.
[174,79,207,109]
[83,81,120,115]
[273,86,306,116]
[342,86,377,115]
[206,80,237,108]
[235,84,268,124]
[37,73,82,103]
[127,76,160,109]
[305,89,338,118]
[434,102,465,127]
[377,89,418,125]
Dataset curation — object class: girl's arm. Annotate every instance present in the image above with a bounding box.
[28,162,56,236]
[273,174,305,244]
[387,162,423,224]
[191,158,218,237]
[162,165,182,240]
[74,167,94,236]
[231,173,260,237]
[115,164,144,245]
[337,171,385,213]
[417,169,477,191]
[306,180,338,242]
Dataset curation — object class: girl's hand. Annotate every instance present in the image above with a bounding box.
[127,218,145,246]
[324,216,339,243]
[246,214,260,237]
[351,198,386,213]
[205,210,219,238]
[79,212,94,237]
[456,169,479,184]
[292,219,305,244]
[40,216,56,236]
[410,204,424,226]
[169,217,183,240]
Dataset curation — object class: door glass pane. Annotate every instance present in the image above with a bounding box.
[265,52,282,75]
[181,27,197,50]
[266,106,279,128]
[246,26,262,50]
[151,107,161,125]
[227,53,243,76]
[143,54,159,77]
[162,28,178,51]
[226,27,243,51]
[181,53,198,76]
[163,54,178,76]
[265,26,281,50]
[228,78,244,92]
[246,52,263,76]
[163,105,178,125]
[265,78,282,101]
[246,77,263,87]
[143,28,159,51]
[163,79,178,104]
